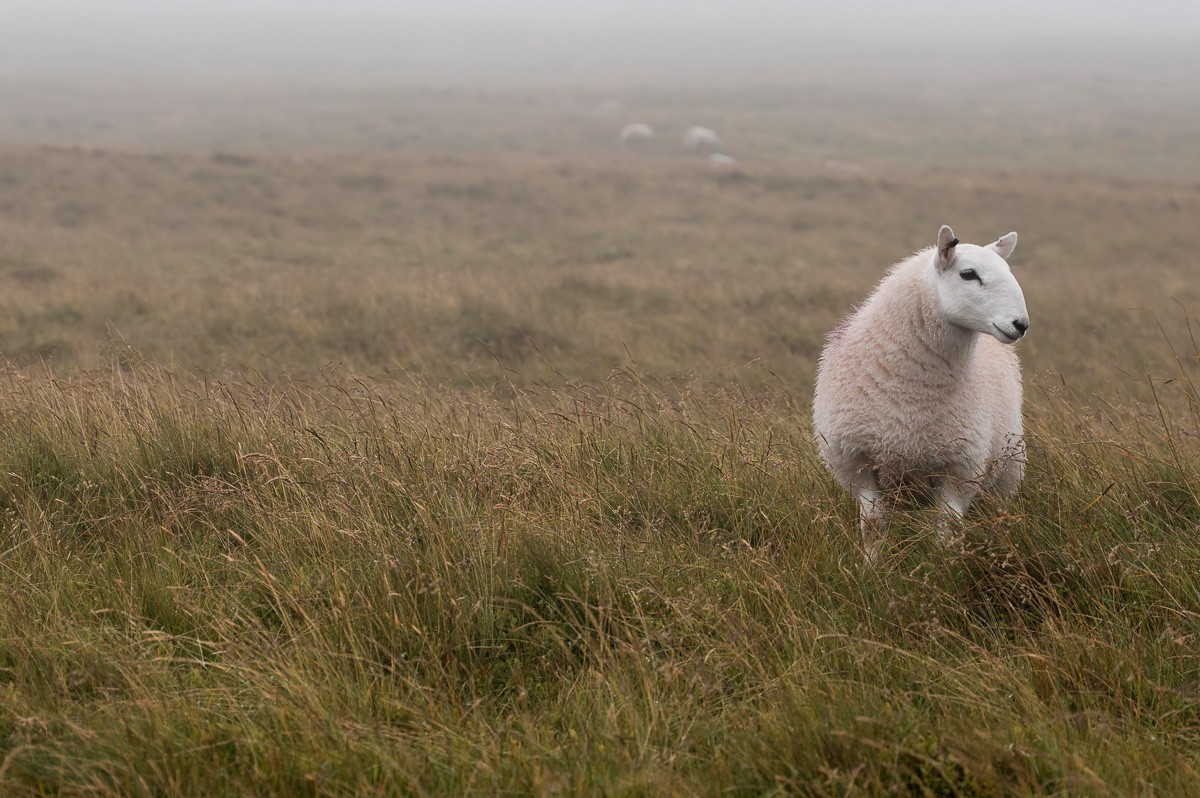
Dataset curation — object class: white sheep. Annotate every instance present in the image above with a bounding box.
[824,159,864,174]
[618,123,655,143]
[812,226,1029,560]
[708,153,740,171]
[683,126,724,154]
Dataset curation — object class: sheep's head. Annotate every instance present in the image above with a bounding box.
[932,225,1029,344]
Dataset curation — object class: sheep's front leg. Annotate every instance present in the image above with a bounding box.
[848,468,889,563]
[932,476,978,549]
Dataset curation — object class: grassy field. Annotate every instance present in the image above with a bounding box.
[0,142,1197,394]
[0,366,1196,795]
[0,68,1199,794]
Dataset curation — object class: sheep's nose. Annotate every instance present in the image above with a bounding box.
[1012,319,1029,336]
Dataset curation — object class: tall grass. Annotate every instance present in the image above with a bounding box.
[0,361,1196,795]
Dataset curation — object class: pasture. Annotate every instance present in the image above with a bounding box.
[0,67,1198,794]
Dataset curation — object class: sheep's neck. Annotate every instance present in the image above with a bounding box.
[910,291,978,374]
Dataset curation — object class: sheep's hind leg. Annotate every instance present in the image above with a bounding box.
[849,468,890,563]
[932,476,978,550]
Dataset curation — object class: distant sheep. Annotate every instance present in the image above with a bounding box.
[708,153,740,171]
[683,126,724,154]
[618,123,654,143]
[812,226,1030,561]
[825,159,864,174]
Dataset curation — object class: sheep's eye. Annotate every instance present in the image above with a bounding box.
[959,269,982,284]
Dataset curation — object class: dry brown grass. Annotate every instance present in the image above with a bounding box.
[0,141,1197,397]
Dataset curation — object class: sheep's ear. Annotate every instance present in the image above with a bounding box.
[990,231,1018,260]
[936,225,959,270]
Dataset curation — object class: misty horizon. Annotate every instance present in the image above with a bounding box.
[3,1,1199,86]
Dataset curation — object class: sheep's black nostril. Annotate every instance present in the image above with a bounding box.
[1013,319,1029,335]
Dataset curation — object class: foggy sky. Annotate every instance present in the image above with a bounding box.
[12,1,1200,36]
[4,1,1199,84]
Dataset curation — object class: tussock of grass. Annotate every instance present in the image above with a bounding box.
[0,364,1196,794]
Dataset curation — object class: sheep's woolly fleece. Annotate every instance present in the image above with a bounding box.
[812,228,1028,555]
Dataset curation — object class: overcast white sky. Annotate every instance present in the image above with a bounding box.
[10,0,1199,34]
[4,1,1199,84]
